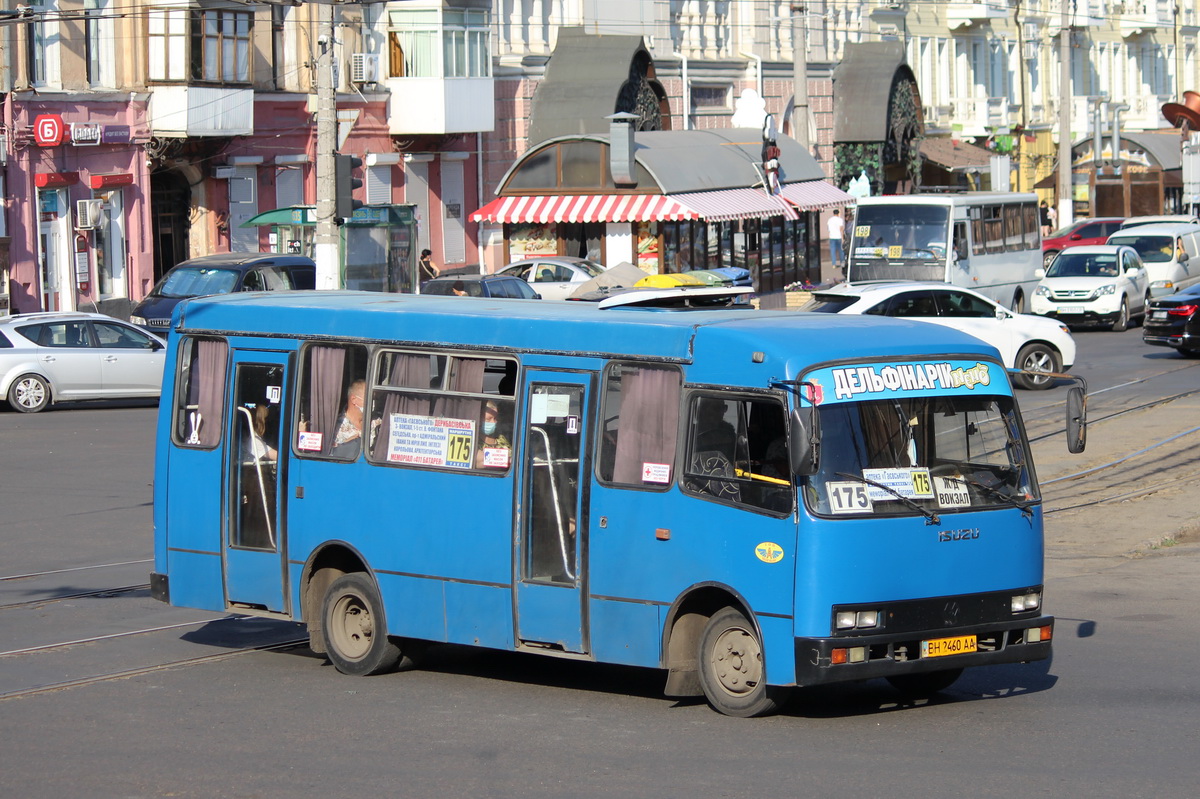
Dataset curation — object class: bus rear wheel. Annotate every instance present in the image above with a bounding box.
[886,668,964,698]
[321,573,404,676]
[698,607,788,717]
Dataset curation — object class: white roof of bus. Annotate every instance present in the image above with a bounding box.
[854,192,1037,206]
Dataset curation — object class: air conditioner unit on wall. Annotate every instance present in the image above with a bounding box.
[75,199,104,230]
[350,53,381,84]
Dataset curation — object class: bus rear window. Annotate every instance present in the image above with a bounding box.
[174,336,228,448]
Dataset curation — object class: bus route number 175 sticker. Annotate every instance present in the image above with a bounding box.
[827,482,873,514]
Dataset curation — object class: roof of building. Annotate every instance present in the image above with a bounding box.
[919,137,994,172]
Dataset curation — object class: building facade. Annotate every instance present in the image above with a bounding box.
[1,0,1196,313]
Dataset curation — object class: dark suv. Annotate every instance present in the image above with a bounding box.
[130,253,316,333]
[1042,218,1124,266]
[422,274,540,299]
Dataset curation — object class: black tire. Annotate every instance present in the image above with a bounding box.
[1111,299,1129,332]
[698,607,788,717]
[1011,291,1024,314]
[1014,343,1060,391]
[321,572,405,676]
[1043,250,1058,268]
[8,373,50,413]
[887,668,964,698]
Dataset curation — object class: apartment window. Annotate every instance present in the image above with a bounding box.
[85,0,114,87]
[389,7,490,78]
[148,7,251,83]
[26,1,60,88]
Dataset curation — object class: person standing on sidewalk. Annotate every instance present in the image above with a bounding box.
[826,209,845,269]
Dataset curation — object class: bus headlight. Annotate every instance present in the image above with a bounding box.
[1011,591,1042,612]
[835,609,882,630]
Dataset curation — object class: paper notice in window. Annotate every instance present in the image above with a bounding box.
[297,431,323,452]
[641,462,671,484]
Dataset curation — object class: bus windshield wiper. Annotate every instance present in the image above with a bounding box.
[835,471,940,525]
[942,474,1035,520]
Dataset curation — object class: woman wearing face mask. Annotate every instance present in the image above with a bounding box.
[475,400,511,469]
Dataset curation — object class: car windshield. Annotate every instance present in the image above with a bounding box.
[155,267,240,298]
[801,294,859,313]
[805,394,1037,519]
[1045,252,1119,277]
[575,260,606,277]
[1107,235,1173,263]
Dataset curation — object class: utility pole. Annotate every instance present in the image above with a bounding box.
[791,3,810,152]
[1056,1,1073,227]
[314,3,339,290]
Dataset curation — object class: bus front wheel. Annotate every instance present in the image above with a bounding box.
[698,607,788,717]
[321,572,404,676]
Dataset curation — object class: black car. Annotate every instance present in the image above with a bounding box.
[1143,284,1200,357]
[422,274,540,299]
[130,253,316,333]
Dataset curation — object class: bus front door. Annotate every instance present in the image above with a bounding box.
[515,374,591,653]
[223,352,290,613]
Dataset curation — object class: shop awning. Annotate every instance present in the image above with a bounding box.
[471,194,700,224]
[670,188,798,222]
[778,180,856,211]
[241,206,315,227]
[918,138,993,172]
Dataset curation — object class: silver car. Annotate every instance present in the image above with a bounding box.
[0,312,166,413]
[498,256,607,300]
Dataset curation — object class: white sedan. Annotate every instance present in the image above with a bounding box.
[498,257,607,300]
[801,282,1076,390]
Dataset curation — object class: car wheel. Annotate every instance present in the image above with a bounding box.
[1043,250,1058,268]
[1014,344,1061,390]
[1111,299,1129,332]
[8,373,51,413]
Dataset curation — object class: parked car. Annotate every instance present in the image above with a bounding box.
[1042,217,1125,267]
[1105,222,1200,297]
[422,273,541,299]
[130,253,316,334]
[497,256,606,300]
[0,311,166,413]
[1030,245,1148,331]
[1117,215,1200,230]
[1142,283,1200,357]
[800,282,1075,390]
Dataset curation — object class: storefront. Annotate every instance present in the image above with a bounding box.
[472,128,852,295]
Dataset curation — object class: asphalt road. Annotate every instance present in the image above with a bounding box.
[1,329,1198,798]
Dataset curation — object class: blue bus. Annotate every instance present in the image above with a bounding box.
[151,291,1084,716]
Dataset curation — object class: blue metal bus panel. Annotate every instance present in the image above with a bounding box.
[377,573,449,643]
[758,614,798,685]
[166,550,225,612]
[444,582,515,650]
[587,598,663,669]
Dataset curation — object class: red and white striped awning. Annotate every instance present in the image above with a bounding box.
[670,188,799,222]
[471,194,700,224]
[779,180,856,211]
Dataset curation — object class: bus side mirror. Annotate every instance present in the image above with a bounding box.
[1066,385,1087,453]
[789,406,821,476]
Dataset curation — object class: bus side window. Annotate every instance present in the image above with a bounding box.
[596,362,681,487]
[295,343,370,460]
[174,336,229,448]
[682,394,792,513]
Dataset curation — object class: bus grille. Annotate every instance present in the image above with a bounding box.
[847,262,945,283]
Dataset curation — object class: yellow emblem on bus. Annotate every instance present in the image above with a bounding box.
[755,542,784,563]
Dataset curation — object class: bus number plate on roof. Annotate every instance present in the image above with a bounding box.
[921,635,977,658]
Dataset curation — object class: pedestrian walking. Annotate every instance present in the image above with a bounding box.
[827,209,845,269]
[1039,201,1052,236]
[418,249,439,288]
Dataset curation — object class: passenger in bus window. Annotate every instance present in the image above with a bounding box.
[476,400,512,469]
[331,380,367,459]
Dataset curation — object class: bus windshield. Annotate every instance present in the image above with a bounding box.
[850,205,951,263]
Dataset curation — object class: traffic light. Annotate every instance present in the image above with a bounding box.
[334,153,364,220]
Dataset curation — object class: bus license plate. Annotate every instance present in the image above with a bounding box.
[921,635,977,658]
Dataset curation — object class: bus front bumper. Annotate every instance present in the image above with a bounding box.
[793,615,1053,686]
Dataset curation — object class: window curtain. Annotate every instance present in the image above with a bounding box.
[195,338,228,447]
[371,353,433,460]
[438,357,485,424]
[309,345,346,456]
[612,366,681,484]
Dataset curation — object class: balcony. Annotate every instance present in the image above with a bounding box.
[946,0,1010,30]
[386,77,494,135]
[1115,2,1174,37]
[1126,94,1172,129]
[950,97,1011,136]
[148,86,254,137]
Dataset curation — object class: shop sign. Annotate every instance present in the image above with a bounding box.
[101,125,131,145]
[34,114,65,147]
[88,173,134,190]
[70,123,103,146]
